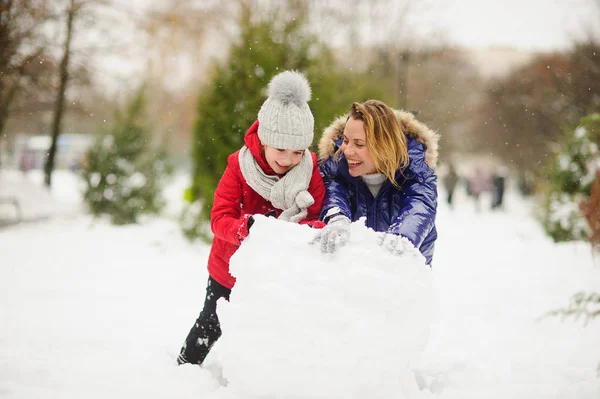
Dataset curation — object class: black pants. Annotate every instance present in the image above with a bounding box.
[177,277,231,365]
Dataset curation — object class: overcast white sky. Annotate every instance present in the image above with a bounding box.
[127,0,600,50]
[421,0,600,50]
[91,0,600,93]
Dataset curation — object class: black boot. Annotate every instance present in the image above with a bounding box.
[177,277,231,366]
[177,311,222,365]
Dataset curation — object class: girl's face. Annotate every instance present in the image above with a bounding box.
[341,117,376,177]
[263,145,304,175]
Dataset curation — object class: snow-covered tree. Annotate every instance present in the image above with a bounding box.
[540,114,600,377]
[81,88,171,225]
[540,114,600,242]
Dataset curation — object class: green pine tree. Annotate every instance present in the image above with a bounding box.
[539,115,600,375]
[81,88,172,225]
[182,2,385,239]
[540,113,600,242]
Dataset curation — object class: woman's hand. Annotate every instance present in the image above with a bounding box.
[310,215,351,253]
[378,233,414,256]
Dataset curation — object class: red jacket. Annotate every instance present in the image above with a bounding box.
[207,121,325,289]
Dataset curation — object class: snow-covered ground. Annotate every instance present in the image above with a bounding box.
[0,169,599,398]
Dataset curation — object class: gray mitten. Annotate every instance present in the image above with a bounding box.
[311,215,351,254]
[378,233,413,256]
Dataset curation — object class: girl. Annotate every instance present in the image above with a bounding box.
[314,100,438,265]
[178,71,325,366]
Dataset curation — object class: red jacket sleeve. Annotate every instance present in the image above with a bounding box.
[300,152,326,224]
[211,152,247,246]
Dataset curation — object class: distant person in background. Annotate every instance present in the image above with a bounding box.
[443,162,459,208]
[465,177,472,197]
[469,168,490,211]
[491,167,506,210]
[518,171,534,197]
[19,151,32,173]
[314,100,439,265]
[69,159,79,172]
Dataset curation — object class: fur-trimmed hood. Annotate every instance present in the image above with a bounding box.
[318,109,439,169]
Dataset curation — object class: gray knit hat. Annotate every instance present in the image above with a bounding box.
[258,70,314,150]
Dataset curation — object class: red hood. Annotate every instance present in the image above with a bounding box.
[244,121,278,176]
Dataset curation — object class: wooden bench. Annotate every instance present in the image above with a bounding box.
[0,196,22,223]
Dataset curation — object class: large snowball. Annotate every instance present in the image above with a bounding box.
[216,215,436,398]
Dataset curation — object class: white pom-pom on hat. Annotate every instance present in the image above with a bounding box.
[267,70,312,106]
[258,70,315,150]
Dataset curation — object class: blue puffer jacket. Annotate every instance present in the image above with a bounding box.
[317,110,439,265]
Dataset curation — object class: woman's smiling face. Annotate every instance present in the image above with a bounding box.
[341,117,376,177]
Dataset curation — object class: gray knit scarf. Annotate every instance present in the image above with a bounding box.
[238,146,315,223]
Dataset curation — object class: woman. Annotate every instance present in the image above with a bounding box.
[314,100,439,265]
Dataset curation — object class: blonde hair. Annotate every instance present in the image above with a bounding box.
[347,100,409,186]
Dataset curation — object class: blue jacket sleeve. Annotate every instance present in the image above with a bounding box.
[387,173,438,248]
[318,157,352,222]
